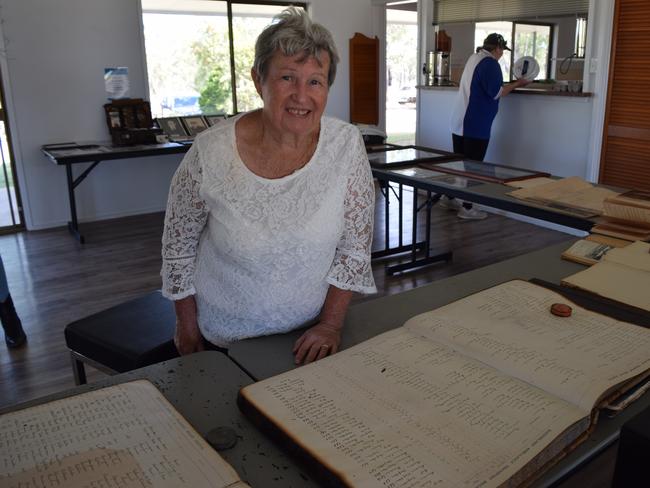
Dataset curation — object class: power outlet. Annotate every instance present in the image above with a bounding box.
[589,58,598,73]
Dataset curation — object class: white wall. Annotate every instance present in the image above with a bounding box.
[417,89,593,178]
[0,0,373,230]
[311,0,374,120]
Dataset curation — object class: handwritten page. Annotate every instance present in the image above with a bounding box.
[243,327,588,488]
[0,380,247,488]
[404,280,650,411]
[603,241,650,271]
[563,242,650,312]
[508,176,619,215]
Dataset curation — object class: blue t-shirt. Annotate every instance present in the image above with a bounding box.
[450,50,503,140]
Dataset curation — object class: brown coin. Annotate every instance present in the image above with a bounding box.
[205,426,238,451]
[550,303,572,317]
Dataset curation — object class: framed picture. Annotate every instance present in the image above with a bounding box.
[181,116,209,136]
[156,117,188,139]
[419,160,550,184]
[388,167,483,188]
[204,114,227,127]
[366,146,453,168]
[365,143,402,153]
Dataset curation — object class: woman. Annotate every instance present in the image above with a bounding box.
[161,8,376,365]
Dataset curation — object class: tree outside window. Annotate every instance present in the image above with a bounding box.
[475,21,551,82]
[141,1,301,118]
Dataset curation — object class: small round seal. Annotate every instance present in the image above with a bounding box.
[550,303,572,317]
[205,426,238,451]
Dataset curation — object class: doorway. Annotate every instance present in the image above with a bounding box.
[385,1,418,145]
[0,71,23,231]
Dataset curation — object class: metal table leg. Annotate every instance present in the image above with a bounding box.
[64,160,101,243]
[65,163,84,243]
[384,188,452,275]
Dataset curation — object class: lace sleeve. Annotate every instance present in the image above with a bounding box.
[160,144,208,300]
[326,130,377,294]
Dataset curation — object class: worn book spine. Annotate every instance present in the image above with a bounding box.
[237,391,349,488]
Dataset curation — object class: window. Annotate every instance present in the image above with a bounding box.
[141,1,304,118]
[475,21,512,81]
[386,1,418,145]
[475,21,551,81]
[574,17,587,58]
[513,23,551,80]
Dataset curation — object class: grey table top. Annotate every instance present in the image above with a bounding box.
[5,241,647,487]
[1,352,317,488]
[229,239,586,381]
[229,239,650,487]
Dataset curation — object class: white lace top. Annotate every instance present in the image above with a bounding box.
[161,114,377,346]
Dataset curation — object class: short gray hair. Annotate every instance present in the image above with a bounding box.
[253,7,339,87]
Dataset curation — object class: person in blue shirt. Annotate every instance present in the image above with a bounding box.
[445,33,529,219]
[0,255,25,349]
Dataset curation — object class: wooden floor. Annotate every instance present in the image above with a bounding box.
[0,187,571,409]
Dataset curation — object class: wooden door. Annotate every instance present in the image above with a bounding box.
[599,0,650,191]
[349,33,379,125]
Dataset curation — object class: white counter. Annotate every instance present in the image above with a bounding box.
[416,86,594,178]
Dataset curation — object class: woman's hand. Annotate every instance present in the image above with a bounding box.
[293,322,342,365]
[174,318,205,355]
[173,295,204,355]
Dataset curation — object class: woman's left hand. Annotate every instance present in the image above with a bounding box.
[293,322,342,365]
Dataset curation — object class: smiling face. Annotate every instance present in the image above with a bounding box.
[253,50,330,140]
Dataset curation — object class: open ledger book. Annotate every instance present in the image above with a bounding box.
[1,380,249,488]
[562,240,650,312]
[239,280,650,488]
[507,176,619,218]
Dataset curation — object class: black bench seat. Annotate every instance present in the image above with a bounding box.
[64,291,179,384]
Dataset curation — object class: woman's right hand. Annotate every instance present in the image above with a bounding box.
[174,318,205,355]
[173,295,204,355]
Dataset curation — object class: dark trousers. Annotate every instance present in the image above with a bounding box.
[450,134,489,209]
[452,133,489,162]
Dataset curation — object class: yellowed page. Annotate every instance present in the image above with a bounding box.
[403,281,650,411]
[508,176,619,214]
[604,201,650,223]
[242,328,587,488]
[608,190,650,209]
[585,234,631,247]
[561,239,614,265]
[0,380,246,488]
[563,261,650,312]
[602,240,650,272]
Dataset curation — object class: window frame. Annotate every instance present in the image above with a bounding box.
[511,21,554,81]
[140,0,307,116]
[574,17,587,59]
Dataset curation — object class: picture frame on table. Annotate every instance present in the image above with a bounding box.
[366,145,454,168]
[181,116,209,136]
[204,114,228,127]
[418,160,550,184]
[156,117,188,139]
